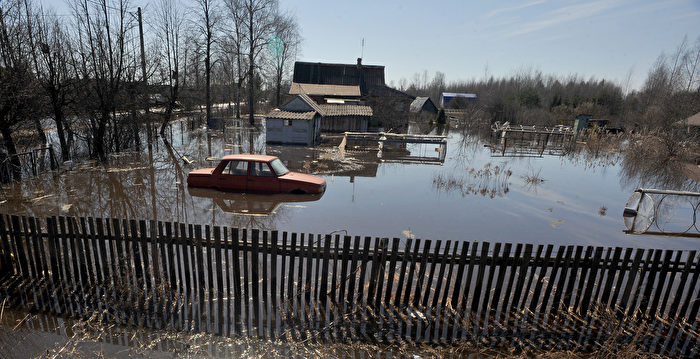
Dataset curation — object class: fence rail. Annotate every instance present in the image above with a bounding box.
[0,214,698,356]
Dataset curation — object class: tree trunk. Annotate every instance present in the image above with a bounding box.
[53,104,70,161]
[0,124,22,180]
[34,118,47,144]
[248,54,255,125]
[236,78,242,119]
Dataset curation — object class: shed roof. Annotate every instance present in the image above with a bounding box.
[289,82,361,97]
[674,111,700,127]
[410,97,436,113]
[265,109,317,120]
[319,104,373,117]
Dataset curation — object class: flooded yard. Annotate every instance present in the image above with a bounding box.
[1,117,698,250]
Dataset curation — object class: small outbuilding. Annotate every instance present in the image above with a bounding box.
[265,94,322,146]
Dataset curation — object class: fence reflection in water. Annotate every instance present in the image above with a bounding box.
[0,214,698,356]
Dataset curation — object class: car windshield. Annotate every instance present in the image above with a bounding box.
[269,158,289,176]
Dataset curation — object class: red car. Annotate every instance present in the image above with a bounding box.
[187,154,326,194]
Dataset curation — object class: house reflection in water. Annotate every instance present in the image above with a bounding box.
[187,187,323,216]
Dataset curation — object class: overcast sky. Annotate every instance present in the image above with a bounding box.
[43,0,700,91]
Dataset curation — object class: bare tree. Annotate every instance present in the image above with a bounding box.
[241,0,277,125]
[0,0,40,178]
[157,0,184,136]
[223,0,247,119]
[70,0,134,160]
[266,10,299,107]
[26,5,75,161]
[193,0,219,124]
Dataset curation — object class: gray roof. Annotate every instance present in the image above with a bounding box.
[319,104,373,117]
[290,82,361,97]
[410,97,433,113]
[674,111,700,127]
[265,109,316,120]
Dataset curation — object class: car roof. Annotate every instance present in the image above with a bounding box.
[221,154,278,162]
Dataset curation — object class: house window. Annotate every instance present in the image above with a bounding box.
[285,120,293,126]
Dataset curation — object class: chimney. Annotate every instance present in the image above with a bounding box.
[357,57,362,66]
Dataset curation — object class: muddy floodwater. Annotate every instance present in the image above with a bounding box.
[1,118,698,250]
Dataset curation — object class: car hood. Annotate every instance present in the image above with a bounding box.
[188,168,215,175]
[278,172,326,185]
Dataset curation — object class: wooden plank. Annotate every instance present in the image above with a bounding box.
[471,242,492,319]
[205,226,214,333]
[194,225,205,333]
[528,245,552,317]
[609,247,633,311]
[573,246,594,314]
[261,230,268,338]
[280,232,288,314]
[508,244,532,325]
[658,250,683,318]
[77,217,95,310]
[489,243,511,324]
[412,239,432,311]
[320,234,332,306]
[20,217,38,282]
[373,238,389,310]
[366,237,382,308]
[286,232,297,313]
[338,235,351,308]
[439,240,460,310]
[45,216,62,313]
[250,229,260,336]
[347,236,362,310]
[550,245,574,318]
[402,239,421,308]
[393,238,412,308]
[619,249,645,318]
[384,238,400,308]
[450,241,470,311]
[270,231,279,339]
[600,247,623,307]
[580,247,604,317]
[638,249,663,318]
[422,240,442,309]
[358,236,372,307]
[214,226,224,336]
[676,251,700,322]
[562,245,584,312]
[231,228,242,334]
[330,235,340,306]
[430,240,451,310]
[479,242,499,326]
[648,250,674,319]
[668,250,697,321]
[223,227,231,336]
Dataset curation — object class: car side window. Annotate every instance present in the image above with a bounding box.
[226,160,248,176]
[250,161,274,177]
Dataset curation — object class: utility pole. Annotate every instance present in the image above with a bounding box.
[138,7,152,144]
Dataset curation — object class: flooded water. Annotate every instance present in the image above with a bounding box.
[1,117,698,250]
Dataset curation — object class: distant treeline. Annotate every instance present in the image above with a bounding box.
[401,38,700,130]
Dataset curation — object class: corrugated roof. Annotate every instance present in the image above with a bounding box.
[319,104,373,117]
[289,82,361,97]
[297,93,325,115]
[410,97,431,113]
[265,109,316,120]
[675,111,700,127]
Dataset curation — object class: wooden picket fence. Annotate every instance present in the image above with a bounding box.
[0,214,698,356]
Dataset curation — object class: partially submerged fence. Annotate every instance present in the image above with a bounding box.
[0,214,698,356]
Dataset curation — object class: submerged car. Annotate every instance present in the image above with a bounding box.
[187,154,326,194]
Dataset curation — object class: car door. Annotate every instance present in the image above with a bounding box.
[246,160,280,193]
[216,160,248,191]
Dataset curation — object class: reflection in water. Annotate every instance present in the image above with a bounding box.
[433,162,512,198]
[187,187,323,216]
